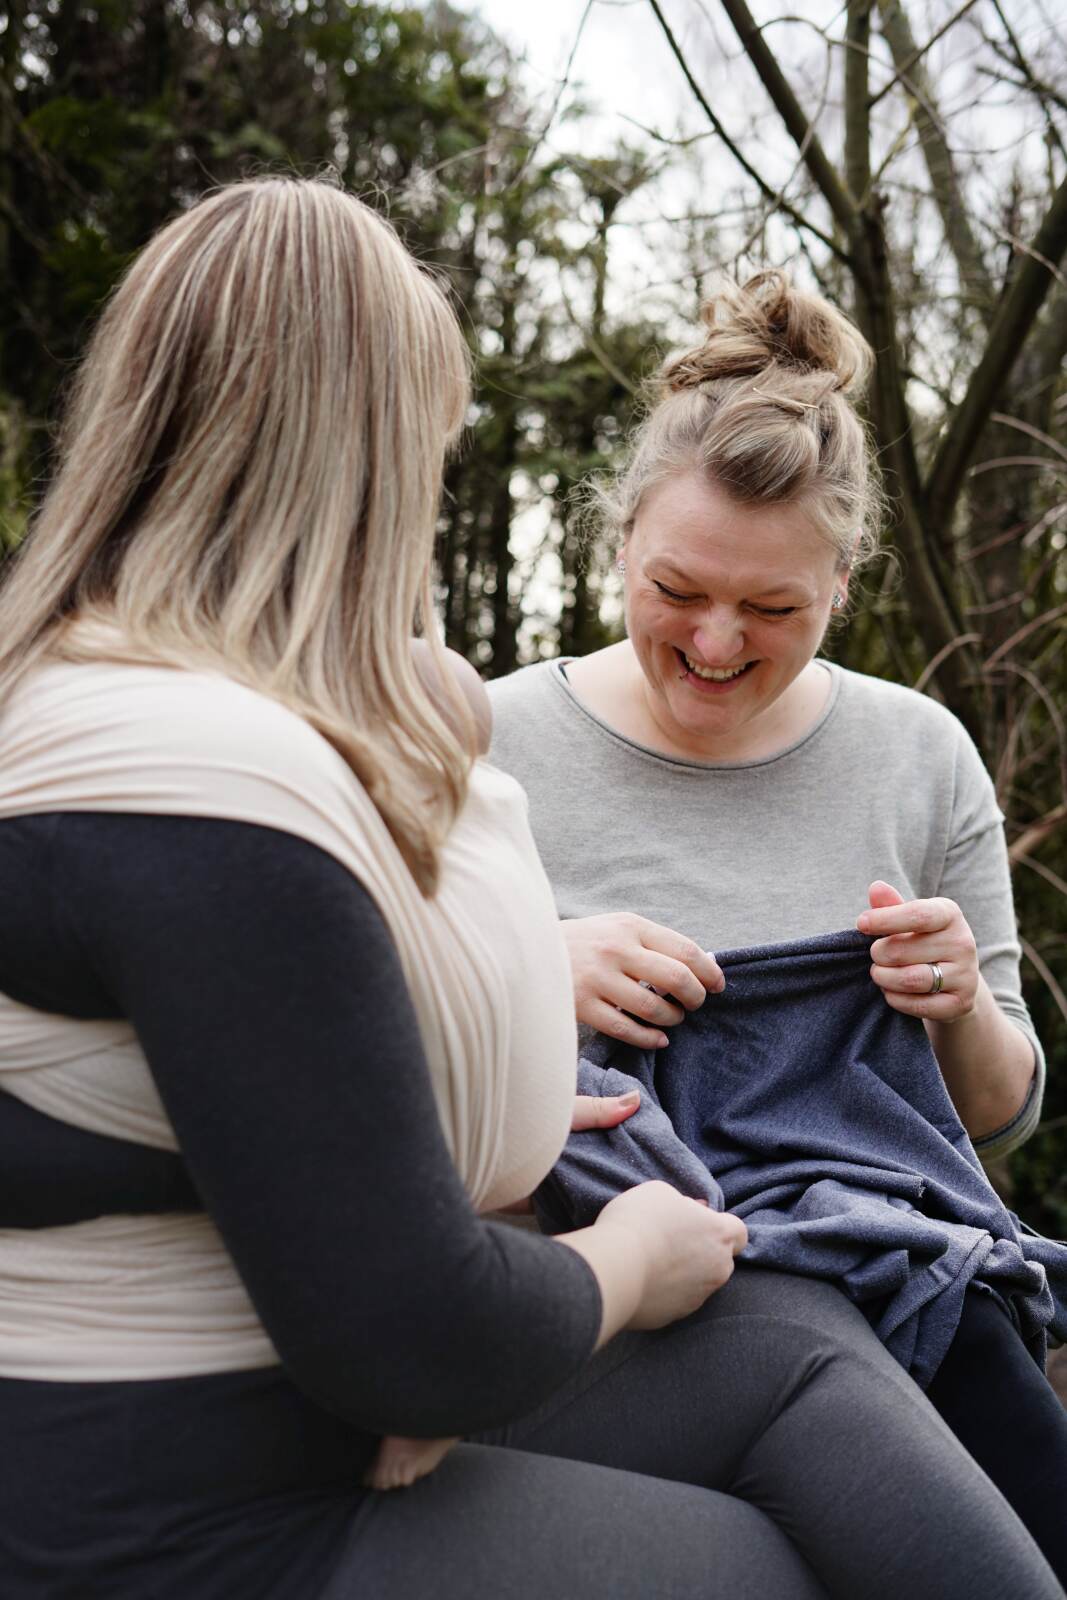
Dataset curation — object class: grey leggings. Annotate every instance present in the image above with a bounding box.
[327,1269,1061,1600]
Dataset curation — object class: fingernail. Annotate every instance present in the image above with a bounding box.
[617,1090,640,1108]
[857,915,870,933]
[656,1034,669,1050]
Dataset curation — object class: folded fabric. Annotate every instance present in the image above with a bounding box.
[534,929,1067,1388]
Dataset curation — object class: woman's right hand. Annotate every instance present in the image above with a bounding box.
[558,1181,747,1345]
[601,1182,747,1329]
[562,914,725,1049]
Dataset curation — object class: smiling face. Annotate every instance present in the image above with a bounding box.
[621,469,845,760]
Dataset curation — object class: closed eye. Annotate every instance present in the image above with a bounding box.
[750,604,798,618]
[652,581,697,603]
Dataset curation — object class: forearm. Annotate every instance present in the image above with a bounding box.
[927,978,1036,1141]
[557,1220,645,1350]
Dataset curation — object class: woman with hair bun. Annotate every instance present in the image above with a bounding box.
[489,270,1067,1581]
[0,195,1059,1600]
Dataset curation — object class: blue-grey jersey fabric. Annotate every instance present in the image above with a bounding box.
[534,929,1067,1389]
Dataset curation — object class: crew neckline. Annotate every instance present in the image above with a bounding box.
[550,656,843,771]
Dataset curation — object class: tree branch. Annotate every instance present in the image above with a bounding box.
[645,0,850,264]
[512,0,594,187]
[868,0,982,110]
[715,0,860,239]
[1010,805,1067,864]
[875,0,995,318]
[924,169,1067,537]
[845,2,873,208]
[1019,936,1067,1033]
[990,0,1067,163]
[840,1,973,701]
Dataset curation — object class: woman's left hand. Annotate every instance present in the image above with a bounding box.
[857,880,979,1022]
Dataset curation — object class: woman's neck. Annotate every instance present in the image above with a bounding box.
[563,642,832,764]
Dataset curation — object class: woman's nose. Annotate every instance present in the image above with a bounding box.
[691,608,743,663]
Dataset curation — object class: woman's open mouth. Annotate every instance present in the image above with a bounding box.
[675,649,755,690]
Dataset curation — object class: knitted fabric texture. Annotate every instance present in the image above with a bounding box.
[534,929,1067,1388]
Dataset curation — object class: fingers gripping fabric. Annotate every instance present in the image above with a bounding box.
[535,929,1067,1388]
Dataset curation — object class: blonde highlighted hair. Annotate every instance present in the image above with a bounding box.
[595,270,882,571]
[0,176,474,893]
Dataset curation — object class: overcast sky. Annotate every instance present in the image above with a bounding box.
[454,1,1067,163]
[458,0,691,144]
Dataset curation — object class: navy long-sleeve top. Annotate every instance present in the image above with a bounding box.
[0,812,600,1438]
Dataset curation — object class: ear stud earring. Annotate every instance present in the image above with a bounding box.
[831,590,845,611]
[616,558,627,575]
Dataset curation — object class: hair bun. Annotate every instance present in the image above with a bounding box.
[661,269,871,397]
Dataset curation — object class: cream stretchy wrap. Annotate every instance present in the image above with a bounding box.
[0,653,578,1381]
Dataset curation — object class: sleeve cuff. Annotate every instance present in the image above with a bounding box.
[973,1033,1045,1163]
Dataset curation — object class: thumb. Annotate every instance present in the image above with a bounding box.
[868,879,905,910]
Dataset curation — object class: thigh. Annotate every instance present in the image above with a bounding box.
[479,1266,1061,1600]
[324,1441,826,1600]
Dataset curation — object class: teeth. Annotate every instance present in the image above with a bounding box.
[684,655,747,681]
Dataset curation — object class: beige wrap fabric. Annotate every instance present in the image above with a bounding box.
[0,656,577,1380]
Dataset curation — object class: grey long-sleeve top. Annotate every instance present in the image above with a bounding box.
[487,659,1044,1161]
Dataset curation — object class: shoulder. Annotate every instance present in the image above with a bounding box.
[486,659,562,713]
[412,640,492,755]
[3,658,354,799]
[830,666,996,814]
[486,662,576,769]
[833,665,974,750]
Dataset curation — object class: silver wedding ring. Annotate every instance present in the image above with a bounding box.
[927,963,944,995]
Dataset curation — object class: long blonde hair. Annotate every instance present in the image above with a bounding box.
[0,176,474,893]
[595,271,881,572]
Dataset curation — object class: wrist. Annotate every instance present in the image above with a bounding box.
[927,979,1037,1139]
[556,1215,648,1348]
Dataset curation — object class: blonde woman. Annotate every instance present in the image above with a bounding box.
[488,273,1066,1580]
[0,183,1058,1600]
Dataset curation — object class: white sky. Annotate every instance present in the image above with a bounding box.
[461,0,694,142]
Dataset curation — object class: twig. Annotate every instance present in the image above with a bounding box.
[990,0,1067,162]
[989,411,1067,466]
[869,0,983,110]
[1020,937,1067,1033]
[715,0,859,239]
[984,604,1067,669]
[645,0,852,264]
[989,660,1067,805]
[556,270,638,396]
[1008,803,1067,862]
[512,0,595,188]
[1016,853,1067,900]
[731,29,834,260]
[969,454,1067,476]
[913,632,982,693]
